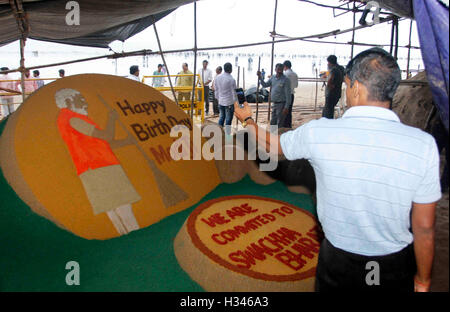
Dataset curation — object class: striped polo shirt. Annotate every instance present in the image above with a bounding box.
[280,106,442,256]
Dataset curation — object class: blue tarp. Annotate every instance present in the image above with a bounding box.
[413,0,449,132]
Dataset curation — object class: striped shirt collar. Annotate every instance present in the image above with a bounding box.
[342,106,400,123]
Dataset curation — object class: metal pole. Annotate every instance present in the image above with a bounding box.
[314,68,318,111]
[389,19,395,55]
[394,17,399,60]
[190,0,198,119]
[350,2,356,59]
[19,38,26,103]
[237,66,240,88]
[152,18,179,107]
[268,0,278,122]
[255,56,261,124]
[406,20,413,79]
[243,67,245,90]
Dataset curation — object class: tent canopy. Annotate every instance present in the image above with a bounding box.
[0,0,193,48]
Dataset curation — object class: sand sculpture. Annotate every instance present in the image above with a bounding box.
[0,74,221,239]
[174,195,322,292]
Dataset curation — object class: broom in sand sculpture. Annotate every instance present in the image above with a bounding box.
[97,94,189,208]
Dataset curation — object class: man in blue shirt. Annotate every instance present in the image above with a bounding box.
[258,64,291,129]
[234,48,441,292]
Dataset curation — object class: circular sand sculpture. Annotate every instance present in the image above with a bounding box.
[174,195,321,292]
[0,74,221,239]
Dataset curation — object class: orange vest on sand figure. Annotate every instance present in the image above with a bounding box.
[57,108,120,175]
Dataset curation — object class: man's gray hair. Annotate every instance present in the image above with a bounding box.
[55,88,81,109]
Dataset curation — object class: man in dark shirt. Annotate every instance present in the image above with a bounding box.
[257,64,291,128]
[322,55,344,119]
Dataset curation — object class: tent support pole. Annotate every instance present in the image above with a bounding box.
[152,18,179,107]
[19,38,26,103]
[394,17,399,60]
[268,0,278,122]
[190,0,198,119]
[255,56,261,124]
[406,20,413,79]
[350,2,356,59]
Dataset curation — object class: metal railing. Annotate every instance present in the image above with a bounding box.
[142,73,205,122]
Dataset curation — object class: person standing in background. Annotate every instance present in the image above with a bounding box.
[211,66,222,116]
[214,63,237,135]
[152,64,166,87]
[283,60,299,128]
[176,63,193,102]
[198,60,213,115]
[0,67,19,117]
[261,69,266,81]
[127,65,141,82]
[258,63,291,129]
[16,69,38,98]
[322,55,345,119]
[58,69,65,78]
[33,70,45,89]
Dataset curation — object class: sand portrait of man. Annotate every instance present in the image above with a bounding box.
[55,88,142,236]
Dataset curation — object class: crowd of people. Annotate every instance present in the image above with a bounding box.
[0,67,65,118]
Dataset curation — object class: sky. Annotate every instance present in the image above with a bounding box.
[0,0,424,79]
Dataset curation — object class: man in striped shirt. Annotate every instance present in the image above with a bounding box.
[234,48,441,292]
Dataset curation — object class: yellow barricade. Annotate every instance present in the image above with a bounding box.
[143,74,205,122]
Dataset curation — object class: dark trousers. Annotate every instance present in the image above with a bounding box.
[211,91,219,115]
[322,94,341,119]
[203,86,210,114]
[270,102,288,128]
[315,238,416,292]
[218,105,234,135]
[283,94,295,128]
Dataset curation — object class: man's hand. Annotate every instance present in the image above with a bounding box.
[414,275,431,292]
[282,108,289,115]
[234,101,253,123]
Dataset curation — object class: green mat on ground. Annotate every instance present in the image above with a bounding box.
[0,117,316,292]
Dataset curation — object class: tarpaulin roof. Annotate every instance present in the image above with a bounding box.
[0,0,193,48]
[413,0,449,132]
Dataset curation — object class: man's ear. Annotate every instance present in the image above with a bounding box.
[352,80,360,100]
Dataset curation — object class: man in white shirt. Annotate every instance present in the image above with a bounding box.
[16,69,38,99]
[198,60,213,116]
[283,60,299,128]
[234,48,441,292]
[211,66,222,116]
[214,63,237,135]
[0,67,19,117]
[127,65,141,82]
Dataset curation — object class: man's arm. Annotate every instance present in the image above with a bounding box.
[258,73,271,88]
[214,78,220,100]
[412,201,437,292]
[234,102,283,156]
[327,71,335,93]
[284,78,292,111]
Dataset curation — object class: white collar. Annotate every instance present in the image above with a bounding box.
[342,106,400,123]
